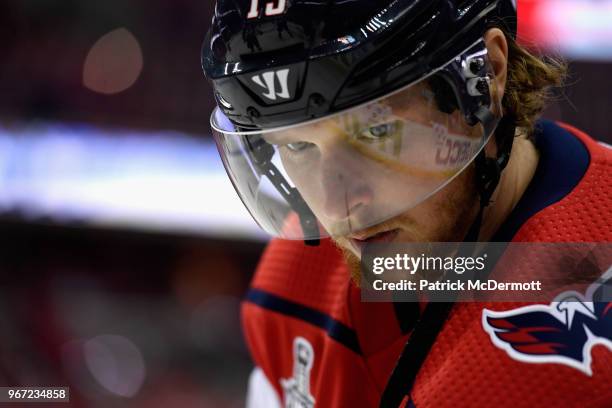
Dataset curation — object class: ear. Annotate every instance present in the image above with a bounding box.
[484,28,509,101]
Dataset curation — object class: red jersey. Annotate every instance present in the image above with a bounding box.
[242,121,612,408]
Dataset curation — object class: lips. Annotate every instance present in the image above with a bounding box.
[350,229,399,253]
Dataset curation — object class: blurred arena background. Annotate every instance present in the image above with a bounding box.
[0,0,610,406]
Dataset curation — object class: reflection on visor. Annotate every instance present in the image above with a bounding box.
[211,56,501,241]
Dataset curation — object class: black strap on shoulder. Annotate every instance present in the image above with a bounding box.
[379,301,456,408]
[378,241,481,408]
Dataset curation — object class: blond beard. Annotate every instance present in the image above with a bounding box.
[332,165,479,287]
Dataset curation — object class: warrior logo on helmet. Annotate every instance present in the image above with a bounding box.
[251,69,292,101]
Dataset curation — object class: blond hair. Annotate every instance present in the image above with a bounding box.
[503,36,567,136]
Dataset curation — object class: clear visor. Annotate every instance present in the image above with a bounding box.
[212,64,502,241]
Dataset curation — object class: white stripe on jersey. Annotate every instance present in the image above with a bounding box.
[246,367,282,408]
[599,141,612,150]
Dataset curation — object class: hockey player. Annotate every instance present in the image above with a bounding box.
[202,1,612,406]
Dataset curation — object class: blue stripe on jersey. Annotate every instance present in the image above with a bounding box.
[246,288,362,354]
[493,120,590,241]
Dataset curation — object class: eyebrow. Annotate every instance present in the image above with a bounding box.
[262,130,307,145]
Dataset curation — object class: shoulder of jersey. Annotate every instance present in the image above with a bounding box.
[512,122,612,242]
[250,238,349,316]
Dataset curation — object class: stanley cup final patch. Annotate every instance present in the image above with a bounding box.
[281,337,316,408]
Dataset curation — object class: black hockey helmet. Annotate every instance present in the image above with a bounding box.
[203,0,516,128]
[203,0,518,246]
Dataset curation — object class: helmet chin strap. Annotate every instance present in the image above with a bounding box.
[463,112,516,242]
[244,135,321,246]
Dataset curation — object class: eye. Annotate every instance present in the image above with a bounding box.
[360,122,398,141]
[285,141,315,152]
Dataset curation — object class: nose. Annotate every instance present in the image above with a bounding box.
[318,142,374,221]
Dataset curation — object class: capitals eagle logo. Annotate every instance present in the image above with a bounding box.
[483,266,612,375]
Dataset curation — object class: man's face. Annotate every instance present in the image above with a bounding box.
[264,82,484,276]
